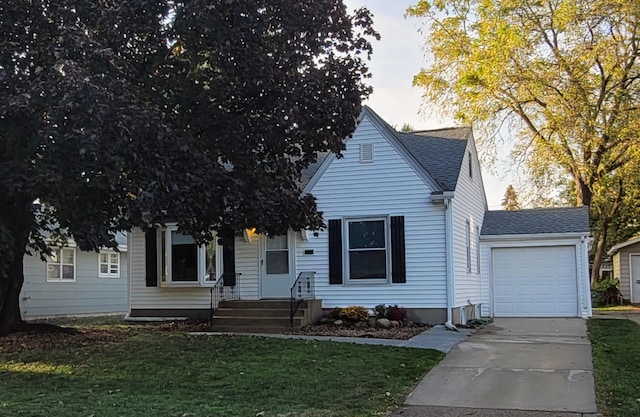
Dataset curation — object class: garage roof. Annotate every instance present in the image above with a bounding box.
[481,206,590,236]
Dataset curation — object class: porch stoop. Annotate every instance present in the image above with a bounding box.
[211,299,322,333]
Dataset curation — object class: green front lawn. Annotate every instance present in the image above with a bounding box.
[0,328,443,417]
[593,305,640,312]
[588,319,640,417]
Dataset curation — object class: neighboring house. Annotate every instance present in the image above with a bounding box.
[608,236,640,303]
[126,106,592,323]
[20,233,128,318]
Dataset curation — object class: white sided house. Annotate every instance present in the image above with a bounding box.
[127,106,592,325]
[20,234,128,318]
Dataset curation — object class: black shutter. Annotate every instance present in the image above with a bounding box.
[144,228,158,287]
[391,216,406,283]
[222,233,236,286]
[328,219,343,284]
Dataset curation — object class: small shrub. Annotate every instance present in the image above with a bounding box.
[339,306,369,322]
[323,308,341,320]
[374,304,387,319]
[592,277,623,307]
[387,305,406,321]
[372,304,407,321]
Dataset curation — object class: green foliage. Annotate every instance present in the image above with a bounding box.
[338,306,369,322]
[501,184,521,211]
[408,0,640,284]
[0,0,379,334]
[0,328,444,416]
[373,304,407,321]
[592,276,623,307]
[588,319,640,417]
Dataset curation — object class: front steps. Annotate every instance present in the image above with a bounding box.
[211,299,321,333]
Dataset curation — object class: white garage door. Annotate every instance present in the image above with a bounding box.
[492,246,578,317]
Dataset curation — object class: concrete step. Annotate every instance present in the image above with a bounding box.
[220,300,293,309]
[212,316,304,327]
[215,308,303,318]
[208,325,297,334]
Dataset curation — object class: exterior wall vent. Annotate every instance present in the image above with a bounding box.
[360,143,374,163]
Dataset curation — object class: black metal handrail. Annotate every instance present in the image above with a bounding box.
[208,273,240,325]
[290,271,316,326]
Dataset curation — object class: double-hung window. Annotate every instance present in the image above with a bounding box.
[99,251,120,278]
[158,226,220,287]
[47,248,76,282]
[346,218,388,281]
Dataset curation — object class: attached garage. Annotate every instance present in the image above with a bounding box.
[481,207,592,318]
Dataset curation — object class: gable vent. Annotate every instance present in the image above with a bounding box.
[360,143,374,163]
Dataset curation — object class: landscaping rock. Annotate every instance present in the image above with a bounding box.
[319,317,329,325]
[376,318,391,329]
[333,320,344,326]
[368,317,377,327]
[390,320,400,328]
[354,321,367,328]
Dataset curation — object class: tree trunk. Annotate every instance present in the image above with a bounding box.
[575,177,592,207]
[590,221,609,287]
[0,232,28,336]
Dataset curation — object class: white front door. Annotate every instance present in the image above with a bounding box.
[260,233,295,298]
[630,254,640,303]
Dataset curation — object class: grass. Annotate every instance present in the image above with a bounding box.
[588,319,640,417]
[593,305,640,312]
[0,327,443,417]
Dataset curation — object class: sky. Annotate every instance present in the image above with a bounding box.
[343,0,514,209]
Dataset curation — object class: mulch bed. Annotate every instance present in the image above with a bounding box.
[0,320,433,354]
[0,327,129,354]
[290,324,430,340]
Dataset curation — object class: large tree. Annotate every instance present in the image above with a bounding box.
[501,185,521,211]
[0,0,378,335]
[407,0,640,284]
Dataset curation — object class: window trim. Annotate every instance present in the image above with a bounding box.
[344,216,391,283]
[158,225,222,288]
[98,250,120,278]
[47,247,76,283]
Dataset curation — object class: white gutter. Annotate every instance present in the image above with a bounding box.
[444,197,455,325]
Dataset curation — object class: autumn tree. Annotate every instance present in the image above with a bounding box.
[501,185,521,211]
[407,0,640,285]
[0,0,378,335]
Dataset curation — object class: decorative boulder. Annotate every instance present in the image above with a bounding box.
[333,319,344,326]
[319,317,329,325]
[390,320,400,328]
[376,318,391,329]
[368,317,377,327]
[354,321,367,328]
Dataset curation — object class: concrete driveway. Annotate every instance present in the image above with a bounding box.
[402,318,597,415]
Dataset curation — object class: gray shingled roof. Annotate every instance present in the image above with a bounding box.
[481,206,590,236]
[300,106,471,191]
[396,129,471,191]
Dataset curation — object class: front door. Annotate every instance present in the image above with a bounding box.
[260,233,295,298]
[630,254,640,303]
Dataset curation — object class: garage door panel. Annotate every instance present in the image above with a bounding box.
[492,246,578,317]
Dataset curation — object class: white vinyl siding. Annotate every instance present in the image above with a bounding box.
[20,249,128,318]
[297,115,447,309]
[452,136,487,309]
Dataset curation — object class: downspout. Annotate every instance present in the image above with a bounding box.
[444,198,455,325]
